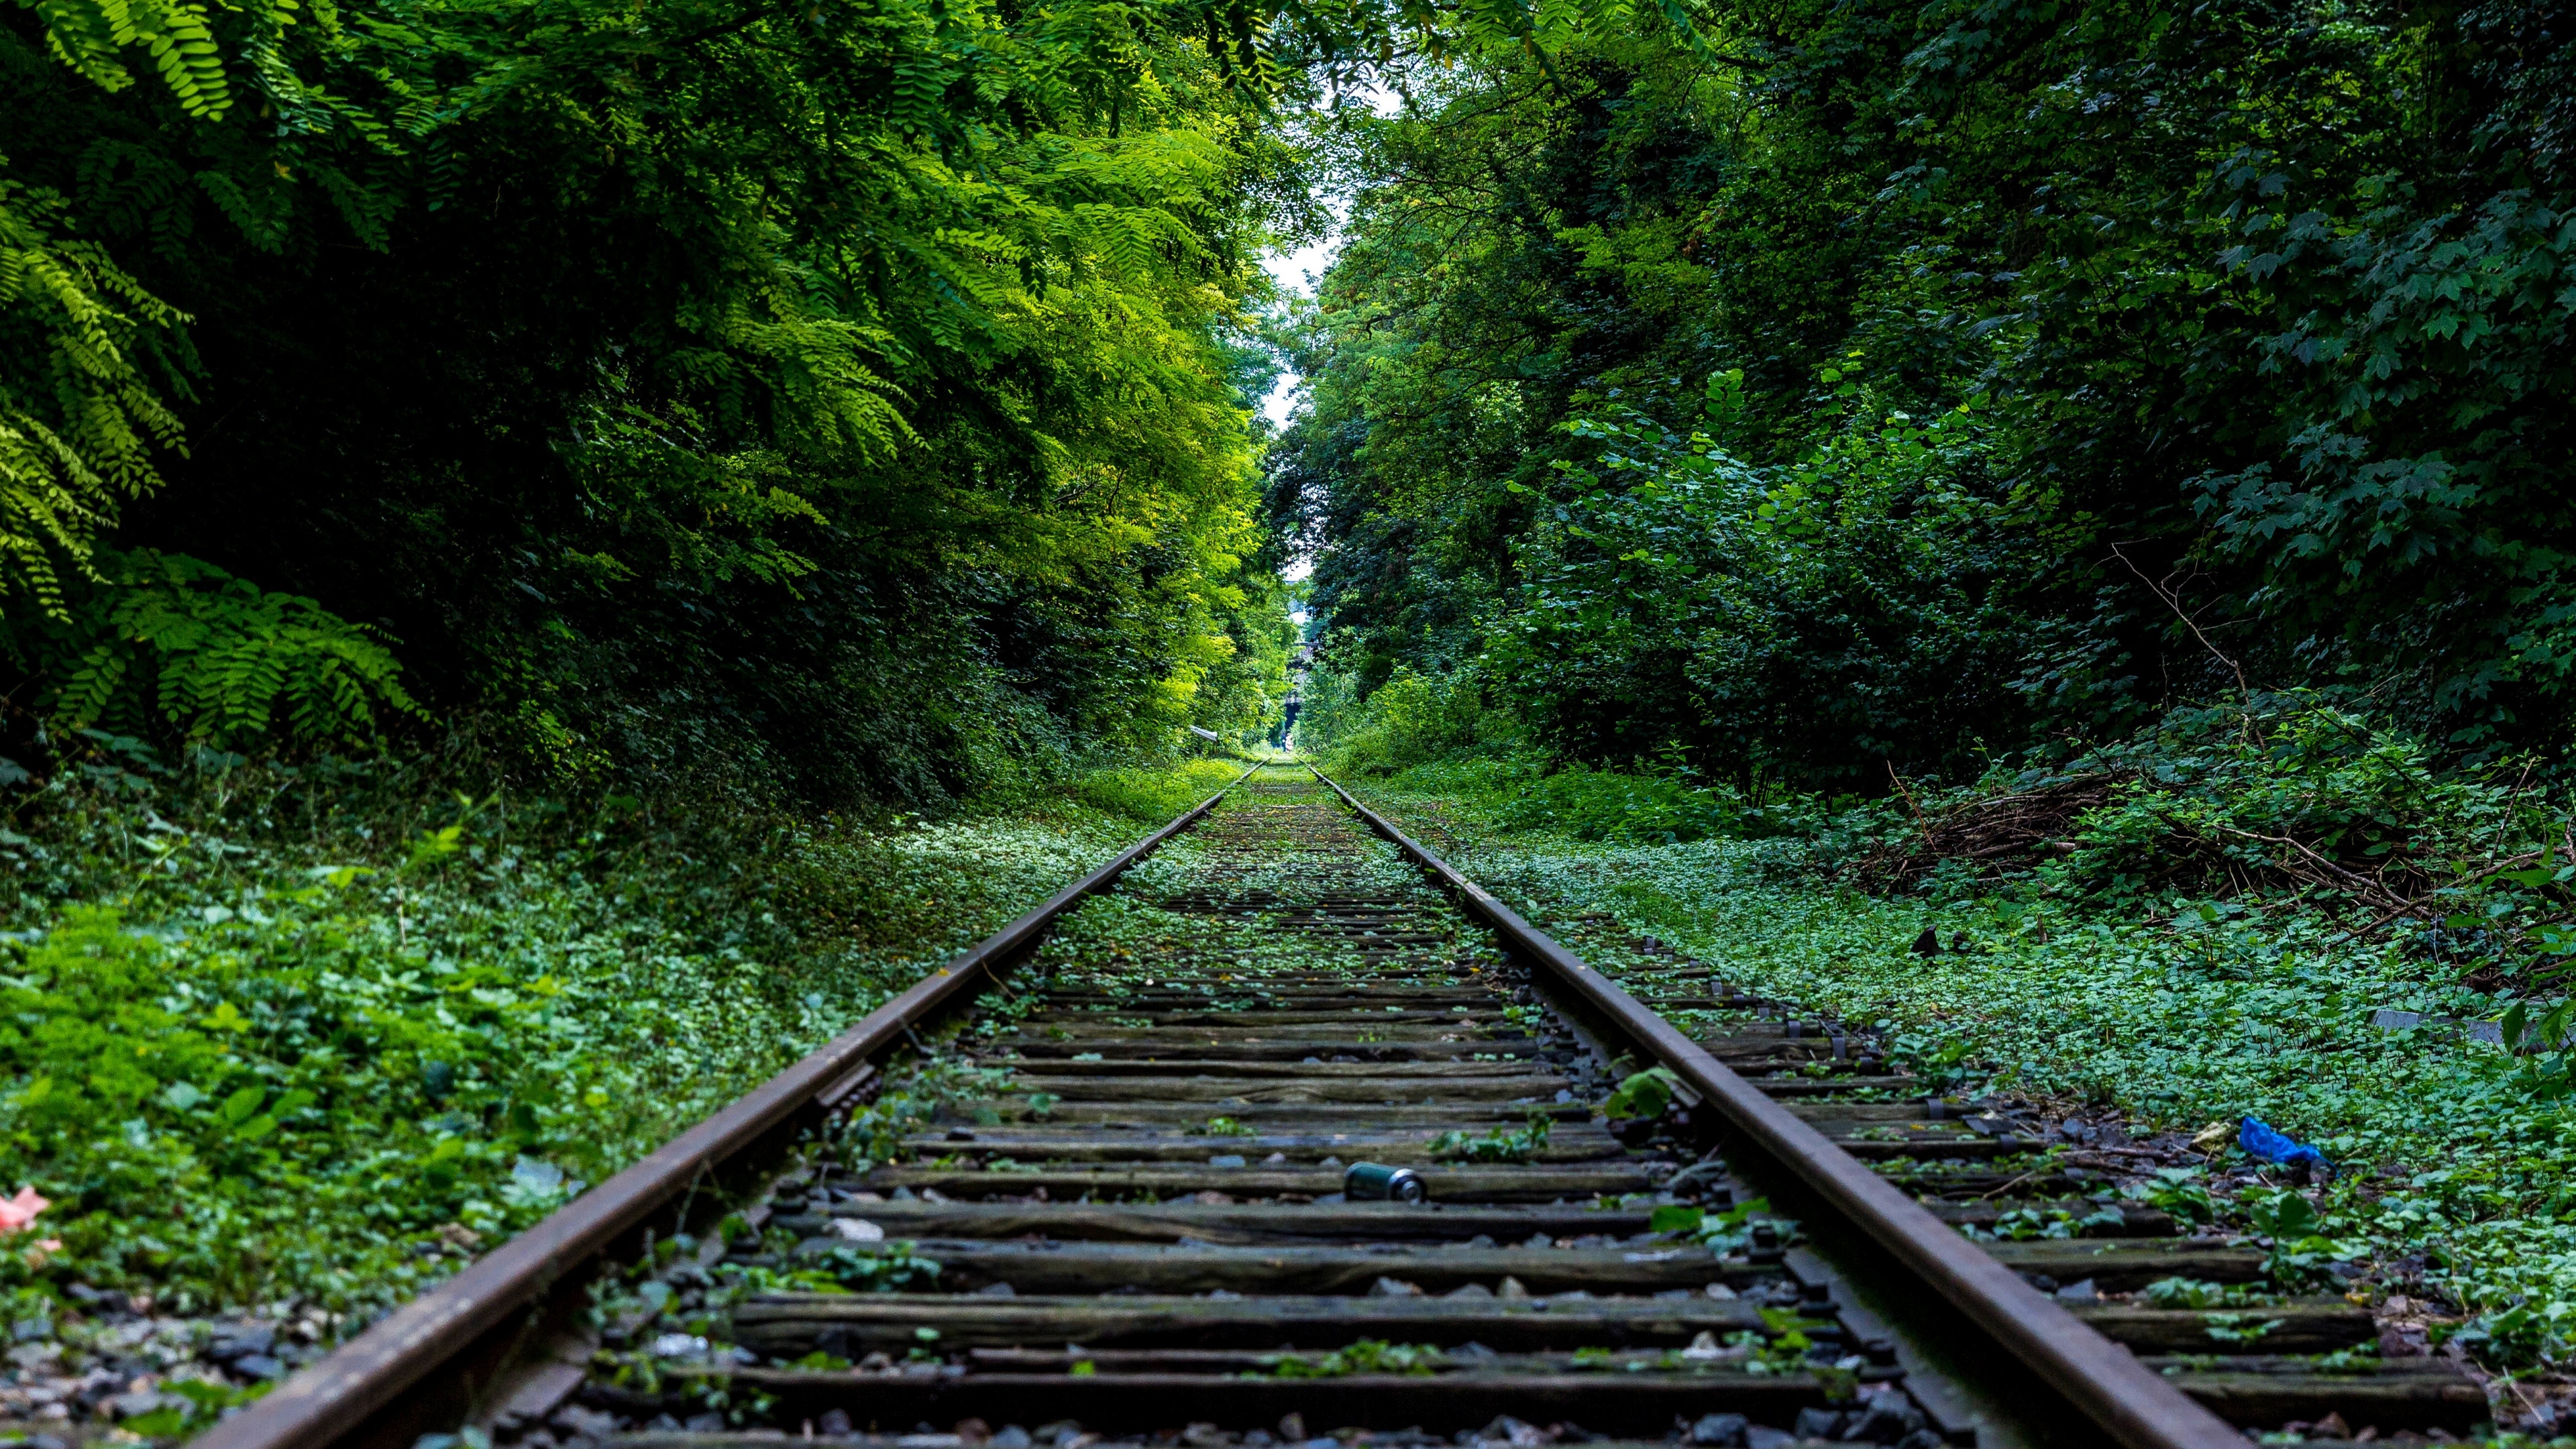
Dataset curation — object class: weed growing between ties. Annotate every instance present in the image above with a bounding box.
[0,749,1246,1336]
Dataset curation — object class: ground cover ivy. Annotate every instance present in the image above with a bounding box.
[0,742,1247,1332]
[1342,770,2576,1375]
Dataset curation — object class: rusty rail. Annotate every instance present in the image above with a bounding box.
[1307,765,2248,1449]
[195,763,1259,1449]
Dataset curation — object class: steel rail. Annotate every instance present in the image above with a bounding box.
[196,762,1262,1449]
[1307,765,2247,1449]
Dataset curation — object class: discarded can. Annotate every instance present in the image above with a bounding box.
[1344,1162,1427,1204]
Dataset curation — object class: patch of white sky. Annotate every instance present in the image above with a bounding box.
[1264,81,1401,592]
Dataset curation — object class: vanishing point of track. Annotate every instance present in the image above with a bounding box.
[199,765,2486,1449]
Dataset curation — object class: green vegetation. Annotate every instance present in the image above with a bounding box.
[0,751,1231,1321]
[1279,0,2576,779]
[1336,715,2576,1371]
[9,0,2576,1416]
[1425,1110,1550,1163]
[1260,1338,1444,1378]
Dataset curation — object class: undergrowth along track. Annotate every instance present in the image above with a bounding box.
[197,765,2487,1449]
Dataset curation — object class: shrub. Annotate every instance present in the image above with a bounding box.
[1320,667,1497,776]
[4,549,423,753]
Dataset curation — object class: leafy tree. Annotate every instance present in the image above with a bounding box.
[1276,0,2576,786]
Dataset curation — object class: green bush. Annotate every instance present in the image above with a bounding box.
[1849,697,2570,955]
[1320,668,1498,777]
[1490,765,1747,843]
[1068,758,1248,823]
[3,549,424,752]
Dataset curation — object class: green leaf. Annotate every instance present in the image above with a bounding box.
[1649,1204,1704,1234]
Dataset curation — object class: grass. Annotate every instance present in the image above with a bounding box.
[1339,763,2576,1381]
[0,741,1242,1336]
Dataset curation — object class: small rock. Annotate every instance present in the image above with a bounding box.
[1687,1413,1747,1446]
[550,1405,619,1438]
[957,1418,992,1444]
[1521,1233,1552,1249]
[683,1411,727,1432]
[1793,1408,1849,1440]
[1277,1414,1307,1442]
[978,1282,1018,1297]
[1743,1428,1794,1449]
[1843,1395,1926,1442]
[2053,1278,2100,1305]
[1703,1283,1737,1300]
[1367,1277,1422,1297]
[110,1389,174,1419]
[1477,1417,1546,1448]
[1444,1283,1494,1300]
[818,1409,856,1435]
[1260,1152,1288,1167]
[994,1427,1034,1449]
[1497,1277,1529,1299]
[231,1354,286,1381]
[208,1325,277,1363]
[830,1218,886,1242]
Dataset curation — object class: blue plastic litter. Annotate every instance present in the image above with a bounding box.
[2238,1116,2330,1169]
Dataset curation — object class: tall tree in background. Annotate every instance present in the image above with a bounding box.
[1279,0,2576,786]
[3,0,1325,797]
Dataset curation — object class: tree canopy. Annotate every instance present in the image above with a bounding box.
[1278,0,2576,788]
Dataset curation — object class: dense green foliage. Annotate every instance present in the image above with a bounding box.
[0,0,1770,804]
[4,0,1336,796]
[1277,0,2576,784]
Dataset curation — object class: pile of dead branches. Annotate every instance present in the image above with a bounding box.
[1848,772,2122,890]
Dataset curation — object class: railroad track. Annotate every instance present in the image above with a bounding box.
[199,764,2487,1449]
